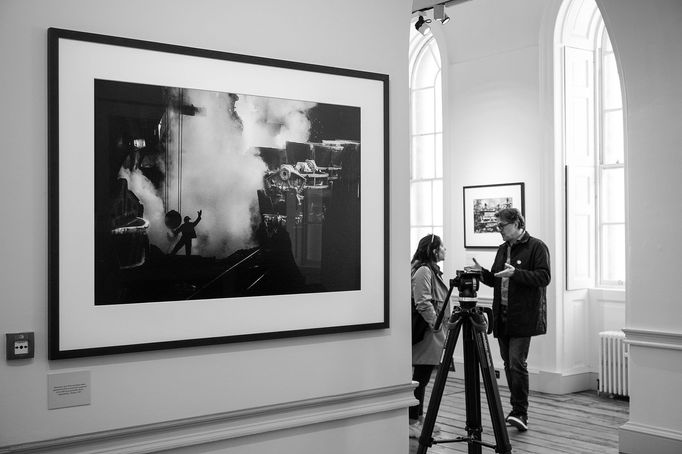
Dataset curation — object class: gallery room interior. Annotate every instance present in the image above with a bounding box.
[0,0,680,453]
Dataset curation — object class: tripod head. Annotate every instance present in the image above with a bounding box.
[434,268,483,330]
[451,268,481,310]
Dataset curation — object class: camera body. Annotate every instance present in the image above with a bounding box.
[451,269,481,309]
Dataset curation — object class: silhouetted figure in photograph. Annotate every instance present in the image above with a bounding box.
[171,210,202,256]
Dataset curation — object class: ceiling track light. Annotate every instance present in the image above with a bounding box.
[415,15,431,35]
[413,0,473,25]
[434,4,450,24]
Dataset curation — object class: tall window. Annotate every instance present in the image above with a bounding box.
[597,31,625,286]
[561,0,625,289]
[409,25,443,255]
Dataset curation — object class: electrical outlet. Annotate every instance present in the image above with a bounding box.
[495,369,500,379]
[6,332,34,360]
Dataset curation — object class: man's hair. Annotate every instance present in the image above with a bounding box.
[495,207,525,229]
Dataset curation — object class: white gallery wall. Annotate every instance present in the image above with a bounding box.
[597,1,682,453]
[0,0,413,453]
[437,0,682,452]
[438,0,571,390]
[439,0,628,392]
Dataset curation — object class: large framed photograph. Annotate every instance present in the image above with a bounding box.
[463,183,525,248]
[48,28,389,359]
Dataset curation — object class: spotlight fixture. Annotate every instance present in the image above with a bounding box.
[415,15,431,35]
[434,4,450,24]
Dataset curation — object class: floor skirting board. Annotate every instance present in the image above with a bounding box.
[0,383,416,454]
[449,360,594,394]
[619,421,682,454]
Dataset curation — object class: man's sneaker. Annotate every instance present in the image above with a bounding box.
[505,411,520,424]
[507,413,528,432]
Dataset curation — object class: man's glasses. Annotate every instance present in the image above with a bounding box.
[496,222,510,231]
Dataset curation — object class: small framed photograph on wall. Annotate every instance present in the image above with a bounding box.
[463,182,525,249]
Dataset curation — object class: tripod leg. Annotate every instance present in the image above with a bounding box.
[472,311,512,454]
[416,312,464,454]
[463,319,482,454]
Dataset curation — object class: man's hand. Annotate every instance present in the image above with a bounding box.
[470,258,483,271]
[494,263,515,278]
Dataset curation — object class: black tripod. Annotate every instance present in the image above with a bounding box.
[416,275,512,454]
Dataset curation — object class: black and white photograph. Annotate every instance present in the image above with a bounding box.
[472,196,514,233]
[94,79,362,305]
[463,183,525,248]
[48,28,388,358]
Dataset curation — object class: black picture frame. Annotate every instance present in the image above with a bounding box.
[48,28,389,359]
[463,182,525,249]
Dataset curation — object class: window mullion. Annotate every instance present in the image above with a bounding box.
[596,44,606,287]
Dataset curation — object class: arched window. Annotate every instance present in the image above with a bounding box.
[559,0,625,289]
[409,24,444,255]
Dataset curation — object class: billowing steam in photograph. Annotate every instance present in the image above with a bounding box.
[94,79,361,305]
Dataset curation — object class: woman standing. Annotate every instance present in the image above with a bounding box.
[409,233,450,438]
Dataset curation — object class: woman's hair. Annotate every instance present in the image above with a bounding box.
[411,233,442,266]
[495,207,525,230]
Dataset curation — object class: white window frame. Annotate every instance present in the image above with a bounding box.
[409,24,444,256]
[560,0,625,290]
[595,29,625,288]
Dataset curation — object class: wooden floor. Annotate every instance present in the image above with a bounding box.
[409,375,629,454]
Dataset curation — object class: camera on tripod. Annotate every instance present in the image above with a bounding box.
[417,266,512,454]
[451,268,481,308]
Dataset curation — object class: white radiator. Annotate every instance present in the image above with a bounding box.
[598,330,629,397]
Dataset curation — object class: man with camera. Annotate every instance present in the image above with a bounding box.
[470,207,550,432]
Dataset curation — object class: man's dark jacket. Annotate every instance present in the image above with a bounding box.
[480,231,551,338]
